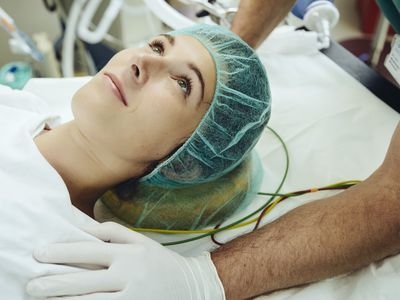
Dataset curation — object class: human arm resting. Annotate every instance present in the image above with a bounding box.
[212,124,400,299]
[231,0,296,48]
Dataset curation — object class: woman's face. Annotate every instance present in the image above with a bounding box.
[72,34,216,171]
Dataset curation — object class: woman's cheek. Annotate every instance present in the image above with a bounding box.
[149,80,180,107]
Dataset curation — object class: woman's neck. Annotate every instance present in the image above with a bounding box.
[34,121,148,218]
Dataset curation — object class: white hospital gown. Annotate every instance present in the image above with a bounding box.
[0,84,97,300]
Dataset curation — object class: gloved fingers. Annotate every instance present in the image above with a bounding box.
[33,241,113,266]
[46,292,123,300]
[81,222,149,244]
[27,269,123,298]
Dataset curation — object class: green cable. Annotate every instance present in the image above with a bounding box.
[162,126,290,246]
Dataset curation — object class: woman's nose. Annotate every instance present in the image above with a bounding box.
[131,63,142,84]
[130,53,164,86]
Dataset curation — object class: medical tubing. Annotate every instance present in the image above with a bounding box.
[77,0,102,43]
[239,181,359,232]
[128,125,359,245]
[211,223,224,246]
[42,0,57,12]
[161,126,290,246]
[160,171,359,245]
[77,0,124,44]
[210,183,356,246]
[252,183,356,230]
[210,181,358,245]
[130,182,358,235]
[62,0,87,77]
[190,181,360,246]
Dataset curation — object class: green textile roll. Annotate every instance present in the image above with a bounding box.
[99,152,263,230]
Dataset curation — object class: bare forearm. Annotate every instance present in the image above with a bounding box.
[231,0,296,48]
[212,168,400,299]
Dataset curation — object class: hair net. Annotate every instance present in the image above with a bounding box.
[139,24,271,188]
[96,152,263,230]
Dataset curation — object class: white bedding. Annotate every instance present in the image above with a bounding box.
[24,27,400,300]
[0,84,99,300]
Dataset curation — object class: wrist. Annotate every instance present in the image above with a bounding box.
[186,252,226,300]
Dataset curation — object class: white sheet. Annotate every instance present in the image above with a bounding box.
[0,84,100,300]
[24,27,400,300]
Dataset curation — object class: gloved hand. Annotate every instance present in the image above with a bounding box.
[26,222,225,300]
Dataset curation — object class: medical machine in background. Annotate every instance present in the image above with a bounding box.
[143,0,238,29]
[144,0,339,49]
[53,0,164,77]
[61,0,125,77]
[0,4,63,83]
[0,7,43,62]
[0,6,42,88]
[62,0,240,76]
[1,0,341,81]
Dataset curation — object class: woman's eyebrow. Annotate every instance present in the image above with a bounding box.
[160,33,175,46]
[160,33,205,102]
[188,63,205,102]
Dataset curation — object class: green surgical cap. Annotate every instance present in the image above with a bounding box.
[140,24,271,188]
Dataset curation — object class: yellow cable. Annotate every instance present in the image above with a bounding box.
[130,180,362,235]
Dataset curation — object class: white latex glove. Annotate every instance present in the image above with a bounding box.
[26,222,225,300]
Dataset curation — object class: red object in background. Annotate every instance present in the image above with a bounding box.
[357,0,381,34]
[357,0,395,35]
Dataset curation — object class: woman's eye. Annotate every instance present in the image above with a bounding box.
[176,77,192,97]
[148,40,164,55]
[177,79,188,94]
[152,46,162,55]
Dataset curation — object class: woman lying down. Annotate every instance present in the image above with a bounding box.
[0,24,270,299]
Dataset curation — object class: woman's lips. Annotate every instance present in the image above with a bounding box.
[104,72,128,106]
